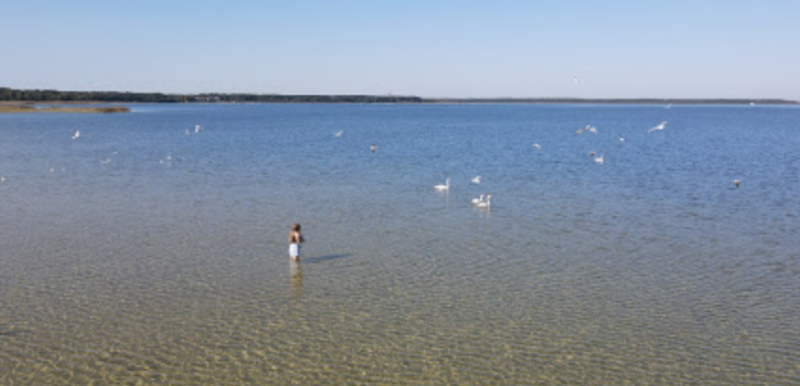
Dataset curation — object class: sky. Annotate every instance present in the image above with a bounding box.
[2,0,799,99]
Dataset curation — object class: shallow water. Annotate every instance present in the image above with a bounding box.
[1,104,799,385]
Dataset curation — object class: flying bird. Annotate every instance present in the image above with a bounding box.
[575,125,597,135]
[648,121,667,133]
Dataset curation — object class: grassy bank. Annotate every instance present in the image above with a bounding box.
[0,105,130,114]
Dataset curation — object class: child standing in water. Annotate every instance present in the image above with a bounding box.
[289,223,304,262]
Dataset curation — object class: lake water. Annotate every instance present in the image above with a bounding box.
[1,104,799,385]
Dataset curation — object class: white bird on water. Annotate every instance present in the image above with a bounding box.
[733,179,742,188]
[477,194,492,209]
[648,121,667,133]
[71,130,80,140]
[472,175,481,184]
[195,125,202,134]
[334,130,344,137]
[434,178,450,191]
[471,194,485,205]
[575,125,597,135]
[0,175,6,183]
[595,154,604,165]
[532,143,541,150]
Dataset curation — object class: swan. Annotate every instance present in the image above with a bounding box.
[434,178,450,191]
[471,194,485,205]
[477,194,491,208]
[71,130,80,140]
[195,125,202,134]
[532,143,541,150]
[595,154,604,165]
[472,175,481,184]
[334,130,344,137]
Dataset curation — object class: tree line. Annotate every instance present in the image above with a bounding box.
[0,87,423,104]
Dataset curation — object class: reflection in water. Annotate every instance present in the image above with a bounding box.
[290,261,302,295]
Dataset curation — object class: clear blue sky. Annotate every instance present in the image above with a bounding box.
[2,0,798,99]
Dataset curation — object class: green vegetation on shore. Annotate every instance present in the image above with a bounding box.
[0,87,423,104]
[0,105,130,114]
[2,87,797,105]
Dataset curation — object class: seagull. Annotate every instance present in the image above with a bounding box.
[71,130,80,140]
[648,121,667,133]
[195,125,202,134]
[733,179,742,188]
[472,175,481,184]
[575,125,597,135]
[434,178,450,191]
[595,154,604,165]
[477,194,492,209]
[334,130,344,137]
[471,194,485,205]
[531,143,541,150]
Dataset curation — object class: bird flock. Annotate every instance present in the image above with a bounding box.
[0,115,744,194]
[428,117,744,210]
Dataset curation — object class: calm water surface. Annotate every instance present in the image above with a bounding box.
[1,104,799,385]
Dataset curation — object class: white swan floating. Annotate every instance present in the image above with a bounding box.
[476,194,492,208]
[595,154,604,165]
[434,178,450,191]
[471,175,481,184]
[471,194,485,205]
[71,130,80,140]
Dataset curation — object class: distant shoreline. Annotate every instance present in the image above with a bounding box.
[2,87,797,105]
[0,105,130,114]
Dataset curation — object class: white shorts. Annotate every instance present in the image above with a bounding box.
[289,243,300,257]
